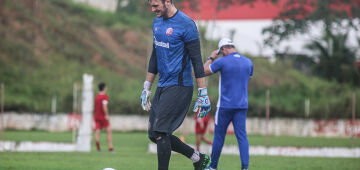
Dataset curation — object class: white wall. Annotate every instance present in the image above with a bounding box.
[73,0,118,12]
[1,112,359,137]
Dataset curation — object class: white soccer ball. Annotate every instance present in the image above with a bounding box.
[103,168,115,170]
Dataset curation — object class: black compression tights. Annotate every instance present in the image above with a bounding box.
[154,133,195,170]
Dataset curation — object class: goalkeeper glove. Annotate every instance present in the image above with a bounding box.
[193,88,211,118]
[141,81,152,111]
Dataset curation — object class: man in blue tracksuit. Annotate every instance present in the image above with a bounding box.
[141,0,211,170]
[203,38,253,170]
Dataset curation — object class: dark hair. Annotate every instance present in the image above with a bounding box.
[98,82,106,91]
[148,0,172,4]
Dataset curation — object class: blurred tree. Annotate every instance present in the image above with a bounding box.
[260,0,360,85]
[202,0,360,85]
[305,28,358,85]
[116,0,149,17]
[262,0,360,48]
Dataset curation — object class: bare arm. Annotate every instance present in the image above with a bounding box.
[103,102,109,119]
[204,50,220,76]
[196,77,206,89]
[146,72,156,83]
[204,59,213,76]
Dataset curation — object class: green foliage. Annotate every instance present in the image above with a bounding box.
[115,0,153,28]
[305,29,359,85]
[1,0,359,118]
[51,0,121,27]
[259,0,360,85]
[263,0,360,46]
[0,0,146,113]
[244,58,360,118]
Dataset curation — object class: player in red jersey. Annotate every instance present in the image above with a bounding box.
[195,112,212,151]
[94,82,114,152]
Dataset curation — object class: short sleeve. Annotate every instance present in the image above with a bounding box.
[183,21,199,42]
[102,95,109,105]
[250,62,253,77]
[209,58,224,73]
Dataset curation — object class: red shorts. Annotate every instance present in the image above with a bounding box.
[195,121,208,134]
[94,117,110,130]
[194,114,210,134]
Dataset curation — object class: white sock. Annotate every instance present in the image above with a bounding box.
[190,150,200,163]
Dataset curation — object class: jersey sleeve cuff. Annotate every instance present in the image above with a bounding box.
[209,64,214,74]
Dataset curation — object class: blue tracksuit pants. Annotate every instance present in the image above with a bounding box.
[210,107,249,169]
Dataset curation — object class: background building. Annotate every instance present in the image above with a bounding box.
[182,0,359,58]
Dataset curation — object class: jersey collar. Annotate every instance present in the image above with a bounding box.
[163,10,179,20]
[224,52,239,57]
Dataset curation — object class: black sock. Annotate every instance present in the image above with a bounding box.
[157,135,171,170]
[170,135,194,158]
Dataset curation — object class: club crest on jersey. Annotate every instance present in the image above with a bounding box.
[155,27,158,31]
[166,28,173,36]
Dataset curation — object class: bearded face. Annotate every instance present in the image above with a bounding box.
[149,0,170,18]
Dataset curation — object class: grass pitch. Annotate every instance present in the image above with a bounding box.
[0,130,359,170]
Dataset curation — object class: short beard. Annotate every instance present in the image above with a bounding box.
[161,6,169,18]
